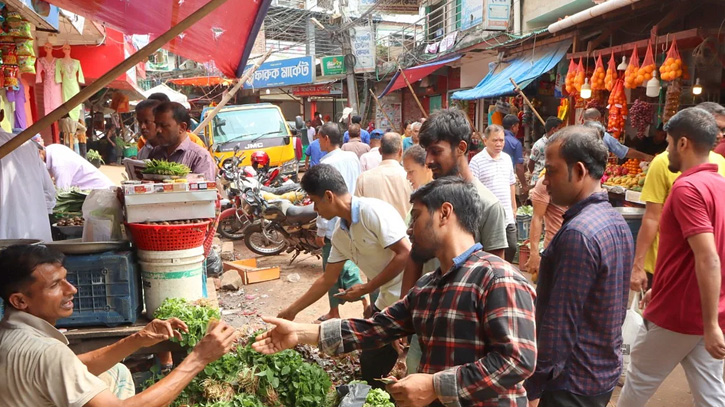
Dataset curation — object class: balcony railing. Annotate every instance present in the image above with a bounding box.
[376,0,464,66]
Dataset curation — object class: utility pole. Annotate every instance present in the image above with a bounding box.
[339,0,359,115]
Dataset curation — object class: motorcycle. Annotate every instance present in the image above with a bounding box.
[216,149,262,240]
[243,197,321,262]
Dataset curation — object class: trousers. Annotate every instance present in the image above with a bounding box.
[540,389,612,407]
[617,321,725,407]
[360,305,398,389]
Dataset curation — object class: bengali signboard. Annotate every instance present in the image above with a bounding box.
[242,56,315,89]
[484,0,511,31]
[350,25,376,73]
[292,82,343,97]
[321,56,346,76]
[460,0,483,31]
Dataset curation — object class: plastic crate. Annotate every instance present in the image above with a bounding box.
[56,251,142,328]
[126,220,212,251]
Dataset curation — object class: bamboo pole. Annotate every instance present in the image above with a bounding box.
[0,0,231,160]
[398,65,428,119]
[509,78,546,127]
[192,48,274,136]
[369,89,400,134]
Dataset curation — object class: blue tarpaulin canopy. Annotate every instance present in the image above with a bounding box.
[452,40,572,100]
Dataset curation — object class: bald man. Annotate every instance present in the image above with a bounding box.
[354,132,412,220]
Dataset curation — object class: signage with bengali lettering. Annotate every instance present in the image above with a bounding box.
[321,56,346,76]
[484,0,511,31]
[242,56,315,89]
[292,82,343,96]
[460,0,483,30]
[350,25,376,73]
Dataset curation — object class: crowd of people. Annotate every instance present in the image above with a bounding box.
[260,103,725,407]
[1,98,724,407]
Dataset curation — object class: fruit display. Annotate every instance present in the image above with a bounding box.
[663,79,682,122]
[659,38,684,82]
[629,99,655,139]
[624,47,641,89]
[605,51,617,91]
[602,160,648,192]
[574,58,585,92]
[636,42,657,86]
[565,59,577,95]
[591,54,606,91]
[607,78,627,140]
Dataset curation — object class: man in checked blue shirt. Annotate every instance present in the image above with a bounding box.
[524,126,634,407]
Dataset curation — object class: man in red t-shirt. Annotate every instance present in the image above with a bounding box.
[618,107,725,406]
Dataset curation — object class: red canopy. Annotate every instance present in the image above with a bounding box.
[46,0,271,78]
[379,55,461,97]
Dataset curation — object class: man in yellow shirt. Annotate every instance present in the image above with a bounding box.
[630,105,725,291]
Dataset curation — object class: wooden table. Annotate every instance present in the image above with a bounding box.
[65,279,219,354]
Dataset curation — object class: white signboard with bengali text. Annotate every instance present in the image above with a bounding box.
[351,25,376,73]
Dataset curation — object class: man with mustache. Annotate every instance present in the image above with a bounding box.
[252,177,537,407]
[0,244,238,407]
[400,108,508,296]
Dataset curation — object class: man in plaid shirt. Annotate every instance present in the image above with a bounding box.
[253,177,537,407]
[524,126,634,407]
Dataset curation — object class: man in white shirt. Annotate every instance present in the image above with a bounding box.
[360,129,383,171]
[355,132,412,220]
[41,144,114,190]
[306,120,316,145]
[470,124,518,262]
[0,124,54,242]
[278,164,411,386]
[302,123,366,323]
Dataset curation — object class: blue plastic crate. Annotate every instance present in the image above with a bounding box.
[56,251,142,328]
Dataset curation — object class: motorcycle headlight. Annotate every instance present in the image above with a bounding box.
[281,159,298,174]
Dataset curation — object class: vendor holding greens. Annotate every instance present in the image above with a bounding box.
[149,102,216,181]
[0,244,237,407]
[254,177,537,407]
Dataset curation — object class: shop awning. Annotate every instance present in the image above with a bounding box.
[451,40,571,101]
[46,0,271,78]
[167,76,234,87]
[379,55,462,97]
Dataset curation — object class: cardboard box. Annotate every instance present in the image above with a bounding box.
[223,259,281,285]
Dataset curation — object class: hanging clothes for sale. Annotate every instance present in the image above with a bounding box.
[36,43,63,116]
[55,44,85,121]
[7,81,27,129]
[0,90,15,133]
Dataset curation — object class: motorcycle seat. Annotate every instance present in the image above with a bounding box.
[286,204,317,223]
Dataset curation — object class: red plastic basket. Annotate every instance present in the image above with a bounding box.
[126,220,212,251]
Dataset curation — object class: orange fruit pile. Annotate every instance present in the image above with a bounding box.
[591,66,606,90]
[659,57,683,81]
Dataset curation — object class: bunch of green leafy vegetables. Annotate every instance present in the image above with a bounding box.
[142,159,191,176]
[363,388,395,407]
[235,335,333,407]
[153,298,221,348]
[147,299,334,407]
[54,188,88,214]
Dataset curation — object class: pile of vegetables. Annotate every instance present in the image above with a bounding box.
[363,388,395,407]
[56,216,84,226]
[53,188,88,215]
[143,160,191,176]
[148,299,333,407]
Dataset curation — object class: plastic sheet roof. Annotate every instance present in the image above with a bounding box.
[452,40,571,100]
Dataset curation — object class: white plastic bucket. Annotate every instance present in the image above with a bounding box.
[139,246,205,318]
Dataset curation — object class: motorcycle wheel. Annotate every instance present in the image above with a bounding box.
[218,215,247,240]
[243,223,288,256]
